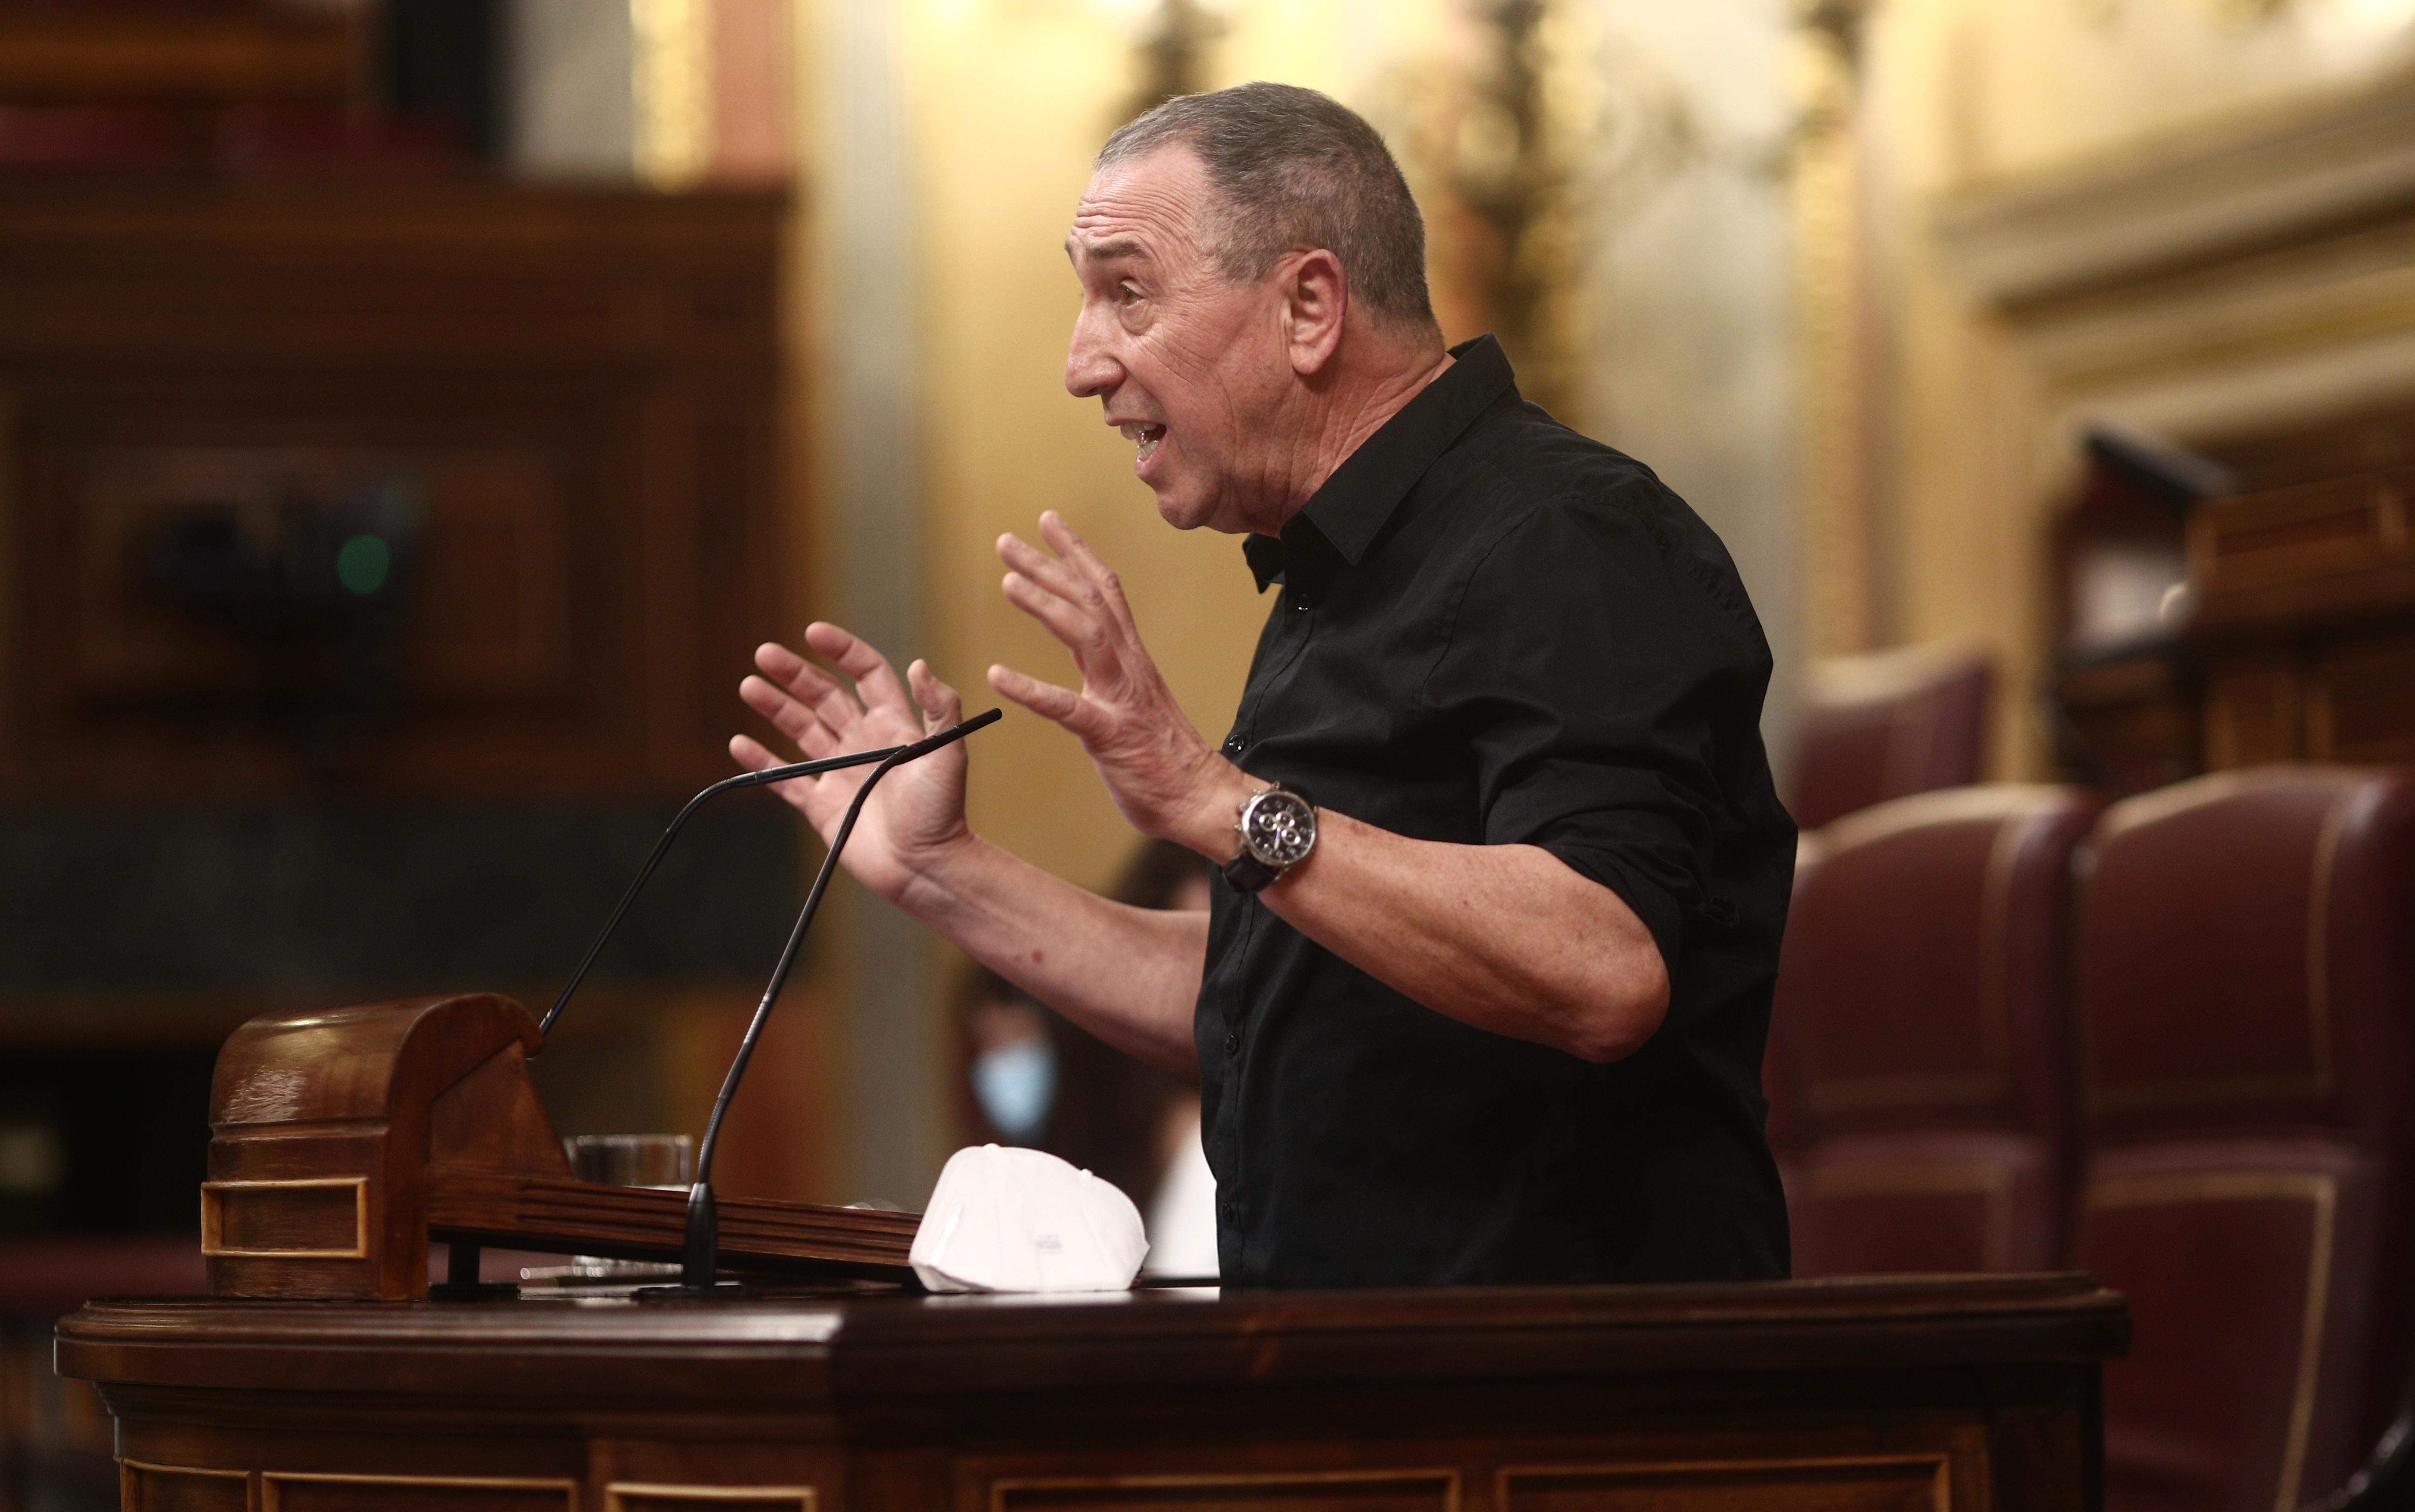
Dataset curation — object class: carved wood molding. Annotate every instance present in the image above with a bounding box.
[1935,59,2415,310]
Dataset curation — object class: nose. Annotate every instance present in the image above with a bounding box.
[1065,301,1122,400]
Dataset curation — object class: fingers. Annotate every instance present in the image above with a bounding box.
[731,734,846,828]
[732,732,816,796]
[742,673,854,761]
[754,641,863,734]
[730,733,783,773]
[995,531,1093,608]
[1036,511,1135,629]
[753,640,821,688]
[803,622,913,717]
[1002,567,1115,666]
[1002,515,1136,631]
[997,515,1148,684]
[737,671,811,740]
[988,663,1084,726]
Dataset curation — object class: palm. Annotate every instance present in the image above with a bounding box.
[731,628,974,904]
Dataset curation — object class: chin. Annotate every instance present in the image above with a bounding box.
[1149,483,1221,533]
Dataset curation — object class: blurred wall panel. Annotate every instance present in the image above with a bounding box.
[1561,0,1800,773]
[0,176,818,1230]
[710,0,792,182]
[1849,0,2415,778]
[0,177,787,799]
[0,5,363,110]
[509,0,636,177]
[509,0,789,186]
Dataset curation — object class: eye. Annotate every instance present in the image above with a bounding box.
[1116,281,1142,306]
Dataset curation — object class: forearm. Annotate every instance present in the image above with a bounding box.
[975,514,1663,1062]
[1169,768,1668,1062]
[898,837,1205,1076]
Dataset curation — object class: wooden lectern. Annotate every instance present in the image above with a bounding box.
[61,1276,2125,1510]
[56,993,2128,1510]
[200,993,916,1299]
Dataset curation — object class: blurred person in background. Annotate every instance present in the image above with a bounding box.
[955,840,1211,1254]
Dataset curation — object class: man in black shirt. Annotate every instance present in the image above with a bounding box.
[733,82,1793,1286]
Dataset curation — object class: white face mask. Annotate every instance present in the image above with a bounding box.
[911,1144,1148,1293]
[971,1037,1056,1143]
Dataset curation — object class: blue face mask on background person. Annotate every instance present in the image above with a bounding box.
[972,1036,1056,1144]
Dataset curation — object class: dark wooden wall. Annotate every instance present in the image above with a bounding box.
[0,176,790,800]
[0,41,813,1512]
[0,179,817,1248]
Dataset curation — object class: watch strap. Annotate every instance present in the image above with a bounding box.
[1219,849,1282,894]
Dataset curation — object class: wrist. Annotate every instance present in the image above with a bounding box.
[890,826,988,920]
[1172,759,1259,860]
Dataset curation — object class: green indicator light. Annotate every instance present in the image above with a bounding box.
[336,534,392,596]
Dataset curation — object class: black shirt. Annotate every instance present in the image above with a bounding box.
[1197,335,1794,1288]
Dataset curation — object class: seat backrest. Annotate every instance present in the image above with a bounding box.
[1789,645,1994,831]
[2073,767,2415,1512]
[1772,785,2097,1276]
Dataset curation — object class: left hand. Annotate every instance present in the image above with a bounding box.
[987,511,1247,853]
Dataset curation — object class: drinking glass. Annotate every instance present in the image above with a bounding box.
[519,1134,695,1286]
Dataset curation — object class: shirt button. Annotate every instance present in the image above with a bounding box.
[1222,735,1244,754]
[1224,1031,1240,1055]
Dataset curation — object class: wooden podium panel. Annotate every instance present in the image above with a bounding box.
[199,994,918,1299]
[60,1274,2125,1512]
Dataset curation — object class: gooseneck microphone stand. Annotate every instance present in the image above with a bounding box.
[572,707,1001,1300]
[539,718,989,1042]
[425,708,999,1303]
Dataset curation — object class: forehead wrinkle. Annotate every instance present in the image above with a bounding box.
[1075,157,1218,268]
[1066,232,1151,267]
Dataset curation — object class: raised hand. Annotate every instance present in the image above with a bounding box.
[988,511,1246,855]
[732,623,974,905]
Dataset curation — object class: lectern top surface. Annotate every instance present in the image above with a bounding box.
[59,1273,2125,1407]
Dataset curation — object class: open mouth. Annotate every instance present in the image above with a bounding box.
[1117,421,1168,466]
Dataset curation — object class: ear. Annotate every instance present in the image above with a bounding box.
[1278,249,1348,376]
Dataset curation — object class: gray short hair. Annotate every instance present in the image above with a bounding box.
[1097,82,1436,331]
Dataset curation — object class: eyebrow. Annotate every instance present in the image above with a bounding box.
[1065,235,1151,264]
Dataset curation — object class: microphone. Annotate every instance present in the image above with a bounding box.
[636,706,1003,1300]
[539,719,989,1041]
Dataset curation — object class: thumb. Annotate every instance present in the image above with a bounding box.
[908,659,964,731]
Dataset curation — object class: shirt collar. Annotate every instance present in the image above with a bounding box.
[1244,333,1518,592]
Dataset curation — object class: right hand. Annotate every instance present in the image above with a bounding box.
[732,624,975,905]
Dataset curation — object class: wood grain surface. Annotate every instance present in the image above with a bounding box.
[62,1277,2124,1512]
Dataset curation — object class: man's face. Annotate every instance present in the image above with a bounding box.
[1065,146,1297,534]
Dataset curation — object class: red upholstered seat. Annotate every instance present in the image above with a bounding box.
[1771,785,2097,1277]
[1788,646,1993,831]
[2073,768,2415,1512]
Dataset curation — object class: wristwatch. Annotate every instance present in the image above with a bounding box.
[1221,784,1318,893]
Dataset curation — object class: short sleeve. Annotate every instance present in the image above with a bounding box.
[1421,486,1765,979]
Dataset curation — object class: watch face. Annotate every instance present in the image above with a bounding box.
[1243,791,1316,867]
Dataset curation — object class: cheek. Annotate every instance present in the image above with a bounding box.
[1150,315,1278,441]
[1147,326,1224,397]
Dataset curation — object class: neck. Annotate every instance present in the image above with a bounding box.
[1271,330,1452,529]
